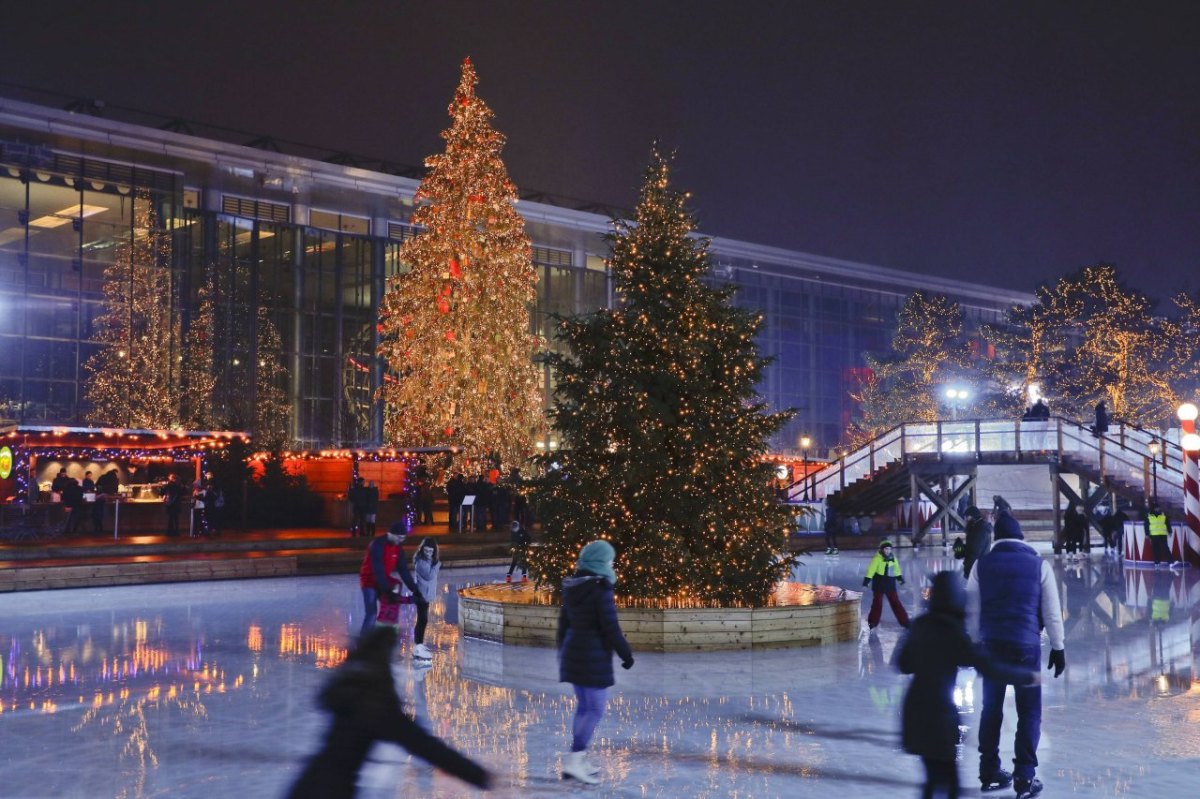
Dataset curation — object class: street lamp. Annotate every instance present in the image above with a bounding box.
[800,435,812,501]
[1148,440,1160,503]
[944,388,970,420]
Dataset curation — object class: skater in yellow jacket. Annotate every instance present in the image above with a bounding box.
[862,539,910,630]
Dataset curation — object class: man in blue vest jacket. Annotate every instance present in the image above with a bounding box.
[966,510,1065,799]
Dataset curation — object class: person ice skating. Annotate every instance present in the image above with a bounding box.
[966,510,1065,799]
[359,519,427,642]
[962,506,992,579]
[897,571,1038,799]
[824,502,840,554]
[285,626,490,798]
[1101,505,1128,555]
[1062,501,1087,560]
[556,540,634,784]
[506,520,532,582]
[409,537,441,660]
[863,539,910,630]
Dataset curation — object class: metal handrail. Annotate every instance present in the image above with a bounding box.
[795,416,1187,505]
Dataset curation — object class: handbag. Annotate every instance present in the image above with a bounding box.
[376,599,401,626]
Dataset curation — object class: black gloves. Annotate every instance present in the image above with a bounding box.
[898,577,905,585]
[1047,649,1065,678]
[621,656,634,670]
[862,577,870,587]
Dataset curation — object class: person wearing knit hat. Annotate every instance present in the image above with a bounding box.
[896,571,1037,799]
[556,539,633,784]
[862,539,910,630]
[966,507,1066,798]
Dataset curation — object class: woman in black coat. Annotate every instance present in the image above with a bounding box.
[556,539,634,784]
[895,571,1036,799]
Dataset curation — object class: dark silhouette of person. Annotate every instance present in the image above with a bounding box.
[1093,400,1109,438]
[284,627,490,798]
[160,474,186,537]
[446,472,466,530]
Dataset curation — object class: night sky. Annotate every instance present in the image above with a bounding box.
[2,2,1197,301]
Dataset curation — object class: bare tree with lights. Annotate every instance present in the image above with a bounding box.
[84,192,182,428]
[851,292,972,443]
[531,149,795,607]
[377,58,541,468]
[253,306,290,449]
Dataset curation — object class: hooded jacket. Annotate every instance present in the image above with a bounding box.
[864,543,904,592]
[556,571,633,688]
[896,571,1035,759]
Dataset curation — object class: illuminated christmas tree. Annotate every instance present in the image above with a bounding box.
[84,192,182,428]
[378,58,541,467]
[851,291,971,442]
[179,267,217,429]
[253,306,290,449]
[531,149,795,607]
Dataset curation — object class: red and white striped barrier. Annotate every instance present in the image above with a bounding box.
[1123,520,1200,566]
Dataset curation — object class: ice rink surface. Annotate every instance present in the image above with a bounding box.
[1,546,1197,798]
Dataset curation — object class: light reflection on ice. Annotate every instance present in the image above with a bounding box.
[0,552,1194,797]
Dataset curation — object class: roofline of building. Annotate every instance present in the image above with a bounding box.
[1,95,1034,308]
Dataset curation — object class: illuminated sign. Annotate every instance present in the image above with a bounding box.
[0,446,11,479]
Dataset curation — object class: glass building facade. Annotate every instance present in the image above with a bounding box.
[0,97,1031,454]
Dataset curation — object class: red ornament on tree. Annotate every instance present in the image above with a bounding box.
[449,258,462,278]
[437,297,450,314]
[444,330,456,341]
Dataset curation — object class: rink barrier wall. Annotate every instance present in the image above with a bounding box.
[0,556,298,592]
[458,583,862,652]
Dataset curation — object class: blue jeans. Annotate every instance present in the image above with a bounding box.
[978,640,1041,782]
[571,685,607,752]
[361,587,378,635]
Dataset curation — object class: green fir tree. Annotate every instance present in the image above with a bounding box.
[531,150,795,607]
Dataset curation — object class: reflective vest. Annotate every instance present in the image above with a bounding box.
[1147,513,1168,537]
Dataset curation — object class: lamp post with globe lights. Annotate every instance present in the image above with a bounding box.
[800,435,812,501]
[1148,440,1161,504]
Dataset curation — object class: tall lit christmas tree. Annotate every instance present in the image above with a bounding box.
[84,192,182,428]
[531,149,795,607]
[253,306,290,449]
[378,58,541,467]
[179,267,217,429]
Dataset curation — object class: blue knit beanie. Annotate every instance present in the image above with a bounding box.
[993,510,1024,540]
[576,539,617,583]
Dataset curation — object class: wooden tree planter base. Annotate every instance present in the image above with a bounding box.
[458,583,862,652]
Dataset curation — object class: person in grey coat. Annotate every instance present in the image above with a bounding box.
[556,540,633,784]
[410,538,441,661]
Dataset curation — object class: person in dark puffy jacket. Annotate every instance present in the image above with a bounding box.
[556,540,633,784]
[896,570,1037,799]
[962,506,992,579]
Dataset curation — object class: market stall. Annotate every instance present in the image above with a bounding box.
[0,425,249,538]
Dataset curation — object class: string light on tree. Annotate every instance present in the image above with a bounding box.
[84,191,182,429]
[531,148,796,607]
[377,57,541,469]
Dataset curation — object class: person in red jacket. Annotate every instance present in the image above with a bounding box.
[359,519,426,637]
